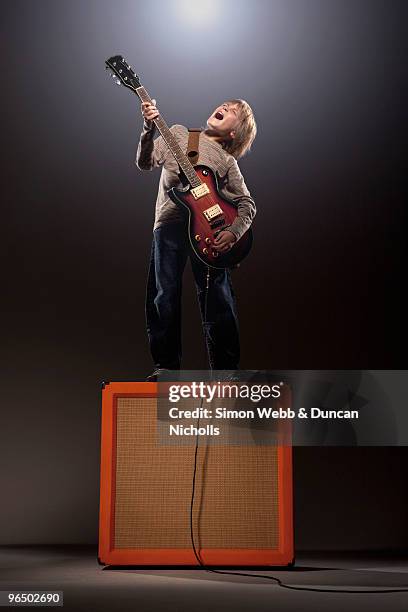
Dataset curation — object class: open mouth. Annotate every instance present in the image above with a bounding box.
[215,111,224,120]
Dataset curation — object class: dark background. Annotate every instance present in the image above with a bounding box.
[1,0,407,550]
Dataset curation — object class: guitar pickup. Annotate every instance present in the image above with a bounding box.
[203,204,223,221]
[191,183,210,199]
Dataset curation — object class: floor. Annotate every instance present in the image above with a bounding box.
[0,547,408,611]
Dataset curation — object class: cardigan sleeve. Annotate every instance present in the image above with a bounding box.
[220,158,256,241]
[135,120,168,171]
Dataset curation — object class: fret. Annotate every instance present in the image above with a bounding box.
[136,86,202,188]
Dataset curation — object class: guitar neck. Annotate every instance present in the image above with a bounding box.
[136,86,201,187]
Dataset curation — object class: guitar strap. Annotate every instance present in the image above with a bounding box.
[186,128,201,165]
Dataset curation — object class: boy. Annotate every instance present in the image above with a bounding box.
[136,98,257,381]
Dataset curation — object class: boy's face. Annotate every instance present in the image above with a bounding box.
[206,102,240,139]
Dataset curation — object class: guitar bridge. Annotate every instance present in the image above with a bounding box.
[210,218,226,229]
[191,183,210,199]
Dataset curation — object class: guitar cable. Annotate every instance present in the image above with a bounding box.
[188,270,408,594]
[189,264,211,568]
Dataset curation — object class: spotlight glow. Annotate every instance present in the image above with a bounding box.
[175,0,217,25]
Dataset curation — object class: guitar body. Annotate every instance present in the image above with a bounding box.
[168,164,252,269]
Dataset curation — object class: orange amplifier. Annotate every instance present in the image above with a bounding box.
[98,381,294,566]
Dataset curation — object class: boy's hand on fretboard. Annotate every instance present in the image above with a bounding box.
[141,99,159,123]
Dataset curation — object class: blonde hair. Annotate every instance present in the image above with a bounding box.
[222,99,257,160]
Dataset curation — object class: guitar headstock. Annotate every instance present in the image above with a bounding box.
[105,55,141,91]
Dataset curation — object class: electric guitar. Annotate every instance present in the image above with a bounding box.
[105,55,253,269]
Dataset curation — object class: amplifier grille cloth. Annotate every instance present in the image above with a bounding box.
[114,397,279,549]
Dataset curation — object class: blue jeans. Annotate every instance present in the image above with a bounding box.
[145,221,240,370]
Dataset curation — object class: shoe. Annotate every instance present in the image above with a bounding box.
[145,368,171,382]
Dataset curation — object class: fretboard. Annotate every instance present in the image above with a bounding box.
[136,86,201,188]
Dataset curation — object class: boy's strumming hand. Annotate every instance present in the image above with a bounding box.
[213,230,237,253]
[141,99,159,123]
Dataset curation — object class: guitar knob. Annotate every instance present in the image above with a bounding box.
[195,234,201,241]
[203,248,209,255]
[205,238,211,244]
[212,250,219,257]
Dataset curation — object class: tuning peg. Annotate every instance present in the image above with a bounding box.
[116,80,121,86]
